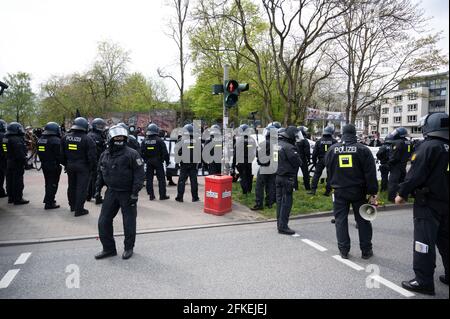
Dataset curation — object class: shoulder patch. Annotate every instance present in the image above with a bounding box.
[136,158,143,166]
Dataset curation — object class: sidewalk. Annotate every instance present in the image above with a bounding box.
[0,170,265,244]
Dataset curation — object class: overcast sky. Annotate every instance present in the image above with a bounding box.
[0,0,448,101]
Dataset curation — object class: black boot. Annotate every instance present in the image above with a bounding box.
[278,228,295,235]
[122,249,133,260]
[160,195,170,200]
[74,209,89,217]
[45,203,60,210]
[401,279,435,296]
[14,199,29,205]
[251,205,263,211]
[95,250,117,260]
[361,249,373,260]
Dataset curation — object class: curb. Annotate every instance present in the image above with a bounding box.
[0,204,412,247]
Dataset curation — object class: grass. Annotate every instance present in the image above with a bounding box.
[233,179,409,219]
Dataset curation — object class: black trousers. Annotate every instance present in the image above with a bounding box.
[333,188,372,254]
[388,163,406,202]
[42,165,62,205]
[412,203,449,286]
[379,164,389,192]
[311,160,331,193]
[87,168,99,200]
[0,161,6,196]
[6,166,24,203]
[237,163,253,194]
[67,167,89,212]
[208,163,222,175]
[255,169,276,207]
[177,164,198,200]
[98,189,137,252]
[276,175,295,230]
[294,163,310,191]
[146,161,167,198]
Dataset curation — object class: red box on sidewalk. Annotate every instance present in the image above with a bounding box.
[204,175,233,215]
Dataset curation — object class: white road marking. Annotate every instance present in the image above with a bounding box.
[0,269,20,289]
[301,239,328,252]
[371,275,415,298]
[14,252,32,265]
[332,255,365,271]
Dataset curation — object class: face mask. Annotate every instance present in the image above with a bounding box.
[109,139,125,151]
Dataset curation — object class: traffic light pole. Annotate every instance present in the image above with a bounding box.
[222,65,230,175]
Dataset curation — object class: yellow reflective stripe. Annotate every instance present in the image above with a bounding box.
[408,145,411,153]
[214,144,222,147]
[68,144,78,150]
[187,146,194,149]
[274,151,278,162]
[38,146,45,151]
[325,145,328,151]
[339,155,353,168]
[147,147,155,150]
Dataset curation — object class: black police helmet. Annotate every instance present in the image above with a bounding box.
[384,134,394,144]
[391,127,408,139]
[323,126,334,136]
[6,122,25,136]
[281,126,299,142]
[342,124,356,136]
[297,126,308,136]
[147,123,159,136]
[183,123,193,135]
[92,118,106,132]
[43,122,61,137]
[71,117,89,132]
[420,112,449,140]
[269,121,282,129]
[0,119,6,133]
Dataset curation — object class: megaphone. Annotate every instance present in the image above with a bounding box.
[359,204,377,221]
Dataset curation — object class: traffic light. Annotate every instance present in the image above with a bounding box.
[224,80,249,108]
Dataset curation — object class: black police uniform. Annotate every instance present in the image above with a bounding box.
[204,136,222,175]
[96,145,145,253]
[276,131,301,232]
[127,135,141,154]
[175,136,200,201]
[233,135,257,194]
[37,134,62,207]
[87,130,106,201]
[398,137,449,290]
[0,130,7,198]
[388,138,412,201]
[295,138,311,190]
[325,133,378,257]
[61,130,97,214]
[254,138,277,209]
[376,142,391,192]
[311,135,337,194]
[5,134,28,204]
[141,134,169,199]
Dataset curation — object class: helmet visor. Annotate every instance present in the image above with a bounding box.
[295,130,304,142]
[418,115,429,129]
[108,126,128,139]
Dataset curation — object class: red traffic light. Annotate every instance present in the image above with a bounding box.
[226,80,238,93]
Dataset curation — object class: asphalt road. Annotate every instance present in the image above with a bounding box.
[0,208,448,299]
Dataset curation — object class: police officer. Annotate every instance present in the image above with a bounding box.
[387,127,411,202]
[376,134,393,192]
[118,123,141,154]
[251,124,277,210]
[295,126,311,191]
[395,113,449,295]
[325,124,378,259]
[141,123,170,201]
[276,126,302,235]
[309,126,337,196]
[0,119,7,198]
[204,124,222,175]
[232,124,257,195]
[5,122,29,205]
[95,125,145,260]
[61,117,97,216]
[37,122,62,209]
[87,118,107,204]
[175,123,200,202]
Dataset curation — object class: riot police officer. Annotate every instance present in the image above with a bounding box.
[295,126,311,191]
[232,124,257,195]
[251,124,277,210]
[118,123,141,154]
[325,124,378,259]
[87,118,107,204]
[204,124,222,175]
[387,127,411,202]
[37,122,62,209]
[0,119,7,198]
[5,122,29,205]
[309,126,337,196]
[396,113,449,295]
[276,126,302,235]
[141,123,170,201]
[61,117,97,216]
[95,125,145,260]
[376,134,393,192]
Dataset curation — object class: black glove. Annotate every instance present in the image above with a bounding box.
[94,191,101,199]
[128,194,139,207]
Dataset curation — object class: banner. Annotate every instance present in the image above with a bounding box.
[306,108,346,121]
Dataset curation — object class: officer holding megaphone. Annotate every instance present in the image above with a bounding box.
[325,124,378,260]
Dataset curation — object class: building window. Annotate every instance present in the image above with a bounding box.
[381,128,389,135]
[394,106,402,113]
[430,88,447,97]
[408,92,418,100]
[429,100,446,113]
[371,126,377,132]
[381,118,388,124]
[407,115,417,123]
[382,107,389,114]
[394,117,402,123]
[411,127,422,134]
[382,98,389,104]
[408,104,418,112]
[395,95,403,102]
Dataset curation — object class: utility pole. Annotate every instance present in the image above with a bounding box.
[222,65,230,175]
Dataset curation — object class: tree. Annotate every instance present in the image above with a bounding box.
[1,72,36,124]
[158,0,191,124]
